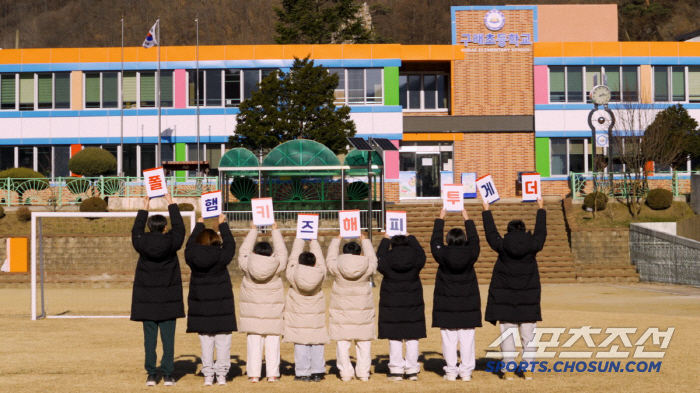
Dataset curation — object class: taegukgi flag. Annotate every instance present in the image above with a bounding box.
[142,21,158,48]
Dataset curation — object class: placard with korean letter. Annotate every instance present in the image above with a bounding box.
[476,175,500,204]
[143,167,168,198]
[251,197,275,226]
[521,173,541,202]
[339,210,361,238]
[442,184,464,212]
[296,214,319,240]
[386,211,407,237]
[201,190,222,219]
[461,172,477,198]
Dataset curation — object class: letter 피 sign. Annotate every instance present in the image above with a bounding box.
[143,167,168,198]
[386,211,407,237]
[442,184,464,212]
[251,197,275,226]
[521,173,541,202]
[338,210,361,238]
[296,214,319,240]
[200,190,222,219]
[476,174,500,204]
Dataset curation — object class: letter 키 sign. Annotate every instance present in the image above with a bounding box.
[339,210,361,239]
[200,190,222,219]
[251,198,275,226]
[143,167,168,198]
[296,214,319,240]
[442,184,464,212]
[386,211,407,238]
[476,175,500,204]
[521,173,541,202]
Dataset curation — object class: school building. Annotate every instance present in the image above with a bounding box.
[1,4,698,203]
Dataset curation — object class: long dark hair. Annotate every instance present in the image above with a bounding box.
[195,229,222,246]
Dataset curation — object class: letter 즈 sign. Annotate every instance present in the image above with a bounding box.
[296,214,319,240]
[143,167,168,198]
[251,197,275,226]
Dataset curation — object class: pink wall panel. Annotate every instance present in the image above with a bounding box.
[534,65,549,105]
[384,140,400,180]
[174,69,187,109]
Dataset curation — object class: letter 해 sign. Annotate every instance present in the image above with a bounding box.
[143,167,168,198]
[339,210,361,238]
[251,197,275,226]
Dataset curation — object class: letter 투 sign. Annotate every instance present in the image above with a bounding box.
[442,184,464,212]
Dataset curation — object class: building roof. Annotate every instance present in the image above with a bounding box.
[675,29,700,42]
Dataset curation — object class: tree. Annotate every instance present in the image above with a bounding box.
[230,56,357,155]
[643,104,700,170]
[68,147,117,176]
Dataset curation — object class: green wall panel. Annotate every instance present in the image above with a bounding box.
[535,137,550,178]
[175,142,186,180]
[384,67,399,106]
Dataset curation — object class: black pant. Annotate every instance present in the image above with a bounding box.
[143,320,176,376]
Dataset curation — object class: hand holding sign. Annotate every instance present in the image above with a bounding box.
[442,184,464,212]
[296,214,319,240]
[201,190,222,219]
[521,173,541,202]
[386,211,407,237]
[251,198,275,226]
[476,175,500,204]
[143,167,168,198]
[338,210,361,238]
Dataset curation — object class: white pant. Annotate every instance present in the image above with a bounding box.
[336,340,372,379]
[294,344,325,377]
[246,334,281,378]
[499,322,537,372]
[440,329,475,377]
[388,339,420,374]
[199,333,232,378]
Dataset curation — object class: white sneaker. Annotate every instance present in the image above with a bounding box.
[216,374,227,385]
[443,374,457,381]
[358,376,369,381]
[203,376,214,386]
[460,373,472,382]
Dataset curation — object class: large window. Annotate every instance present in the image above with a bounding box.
[188,69,277,107]
[652,66,700,103]
[330,68,384,105]
[0,72,70,110]
[398,73,448,110]
[549,66,638,103]
[86,71,172,109]
[551,138,592,176]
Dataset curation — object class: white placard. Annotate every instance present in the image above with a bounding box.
[143,167,168,198]
[251,197,275,226]
[421,157,433,166]
[386,211,407,237]
[338,210,361,238]
[201,190,222,219]
[296,214,319,240]
[522,173,541,202]
[596,133,609,148]
[476,174,500,204]
[442,184,464,212]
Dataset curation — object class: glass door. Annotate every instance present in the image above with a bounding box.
[416,154,440,197]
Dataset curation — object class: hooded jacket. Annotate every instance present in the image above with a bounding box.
[130,204,186,322]
[376,235,427,340]
[483,209,547,325]
[430,219,482,329]
[283,238,328,345]
[184,222,237,334]
[326,238,377,341]
[237,227,288,335]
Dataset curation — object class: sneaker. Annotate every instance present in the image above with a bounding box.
[406,373,418,381]
[294,376,311,382]
[203,375,215,386]
[340,376,353,382]
[163,375,176,386]
[503,371,515,381]
[311,373,325,382]
[146,374,158,387]
[267,376,280,382]
[523,371,533,380]
[358,376,370,382]
[443,374,457,381]
[248,377,260,383]
[460,373,472,382]
[216,374,227,385]
[387,373,404,381]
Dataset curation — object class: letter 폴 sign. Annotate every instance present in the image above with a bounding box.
[200,190,222,219]
[338,210,361,238]
[522,173,541,202]
[143,167,168,198]
[442,184,464,212]
[476,174,500,204]
[296,214,319,240]
[386,211,407,237]
[251,197,275,226]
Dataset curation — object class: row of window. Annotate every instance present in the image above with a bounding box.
[0,73,71,110]
[399,74,448,111]
[549,66,639,103]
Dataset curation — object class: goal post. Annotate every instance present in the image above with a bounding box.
[30,211,196,320]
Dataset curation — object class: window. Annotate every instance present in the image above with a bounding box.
[550,138,592,176]
[206,144,223,176]
[398,73,447,110]
[84,72,118,108]
[87,71,172,109]
[654,66,686,102]
[18,146,34,169]
[549,66,638,103]
[37,146,52,177]
[0,147,14,170]
[189,69,277,107]
[224,70,241,107]
[0,74,16,110]
[331,68,384,105]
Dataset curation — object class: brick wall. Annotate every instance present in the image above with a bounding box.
[385,182,400,203]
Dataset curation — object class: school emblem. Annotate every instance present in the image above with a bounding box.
[484,10,505,31]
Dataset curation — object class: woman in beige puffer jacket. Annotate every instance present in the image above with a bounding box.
[326,234,377,381]
[238,223,288,382]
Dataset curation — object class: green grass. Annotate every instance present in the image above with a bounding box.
[571,201,695,228]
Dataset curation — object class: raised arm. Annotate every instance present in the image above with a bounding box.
[430,219,446,264]
[464,219,481,260]
[271,228,288,275]
[286,238,305,282]
[218,221,236,266]
[167,204,185,253]
[361,238,378,275]
[326,237,341,275]
[481,210,504,253]
[532,209,547,252]
[376,238,391,276]
[238,227,258,272]
[131,210,149,252]
[187,222,206,246]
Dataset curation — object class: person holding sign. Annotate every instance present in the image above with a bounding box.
[482,198,546,381]
[430,209,481,382]
[238,221,288,383]
[326,233,377,382]
[283,238,328,382]
[376,233,427,382]
[185,214,237,386]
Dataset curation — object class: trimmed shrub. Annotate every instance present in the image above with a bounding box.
[646,188,673,210]
[583,192,608,211]
[178,203,195,211]
[0,167,49,190]
[79,197,108,212]
[68,147,117,177]
[17,206,31,222]
[0,206,5,219]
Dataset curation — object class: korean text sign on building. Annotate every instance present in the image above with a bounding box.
[477,175,500,204]
[442,184,464,212]
[143,167,168,198]
[201,190,222,219]
[296,214,319,240]
[386,211,407,237]
[251,198,275,226]
[339,210,361,238]
[521,173,541,202]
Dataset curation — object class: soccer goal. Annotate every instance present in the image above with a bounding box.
[30,211,196,320]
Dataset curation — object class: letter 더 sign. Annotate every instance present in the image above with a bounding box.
[386,211,407,237]
[476,175,500,204]
[143,167,168,198]
[251,197,275,226]
[522,173,541,202]
[339,210,361,238]
[442,184,464,212]
[201,190,222,219]
[296,214,319,240]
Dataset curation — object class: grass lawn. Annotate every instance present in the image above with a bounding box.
[569,201,695,228]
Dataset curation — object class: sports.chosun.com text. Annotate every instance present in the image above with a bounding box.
[486,360,662,373]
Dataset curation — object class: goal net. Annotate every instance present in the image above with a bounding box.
[30,211,196,320]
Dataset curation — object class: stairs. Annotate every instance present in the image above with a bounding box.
[396,202,578,285]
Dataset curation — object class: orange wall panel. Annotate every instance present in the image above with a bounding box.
[79,48,110,63]
[51,48,80,63]
[591,42,621,57]
[401,45,431,61]
[8,238,28,273]
[312,45,343,59]
[135,47,158,62]
[166,46,196,61]
[22,49,51,64]
[428,45,456,60]
[649,42,679,57]
[533,42,563,58]
[283,45,313,59]
[679,42,700,57]
[199,46,226,61]
[620,42,650,57]
[225,45,255,60]
[342,44,372,59]
[373,44,401,59]
[0,49,21,64]
[562,42,592,58]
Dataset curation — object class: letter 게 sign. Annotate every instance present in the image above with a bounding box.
[476,175,500,204]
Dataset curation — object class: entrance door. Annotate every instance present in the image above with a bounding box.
[416,154,440,197]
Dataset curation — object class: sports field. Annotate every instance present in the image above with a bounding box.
[1,283,698,392]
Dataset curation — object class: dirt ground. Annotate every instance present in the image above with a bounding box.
[0,283,698,392]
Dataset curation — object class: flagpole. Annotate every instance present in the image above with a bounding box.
[156,18,162,167]
[196,17,200,176]
[120,17,124,176]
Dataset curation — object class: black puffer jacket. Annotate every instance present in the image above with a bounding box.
[430,219,482,329]
[377,235,427,340]
[483,209,546,325]
[185,222,237,334]
[130,204,186,322]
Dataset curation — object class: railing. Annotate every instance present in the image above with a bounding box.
[630,223,700,286]
[0,176,220,207]
[224,210,384,231]
[569,171,695,199]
